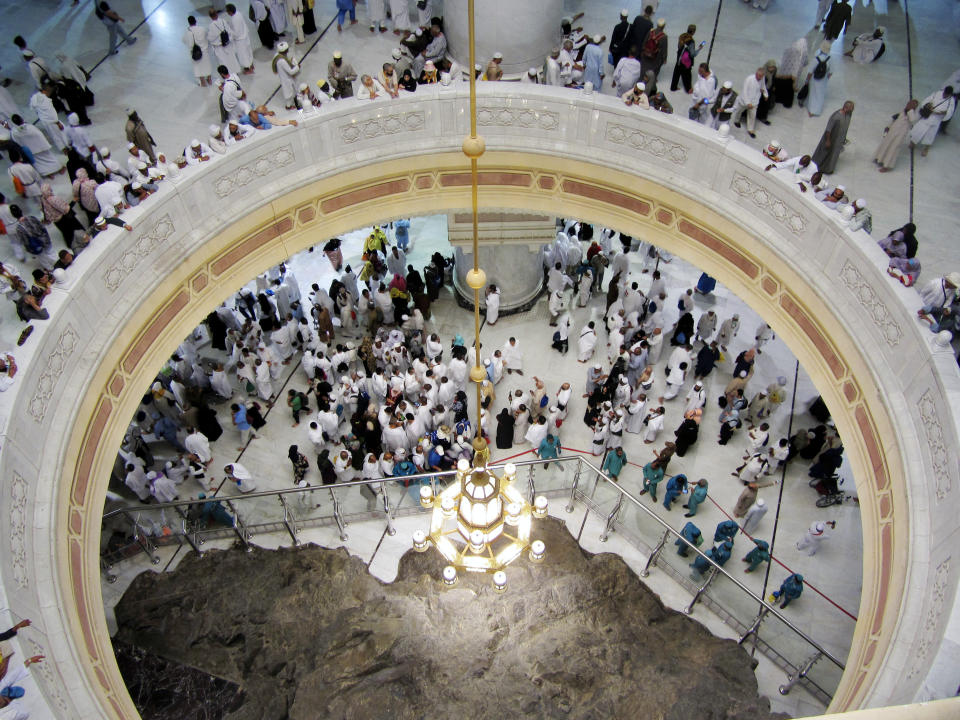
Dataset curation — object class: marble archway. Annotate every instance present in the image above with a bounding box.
[2,86,955,719]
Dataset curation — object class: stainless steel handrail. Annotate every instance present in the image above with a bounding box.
[101,452,846,670]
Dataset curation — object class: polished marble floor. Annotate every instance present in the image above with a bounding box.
[0,0,957,715]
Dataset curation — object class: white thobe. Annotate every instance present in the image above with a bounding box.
[501,341,522,371]
[560,49,583,85]
[183,26,210,78]
[545,56,561,86]
[369,0,386,25]
[185,431,212,462]
[65,122,93,157]
[774,155,818,182]
[690,73,718,123]
[486,290,500,324]
[910,91,956,145]
[578,328,596,362]
[390,0,411,31]
[94,181,125,212]
[29,92,67,150]
[11,123,63,175]
[274,55,300,103]
[208,18,240,75]
[613,57,642,96]
[210,370,233,398]
[268,0,287,33]
[228,12,255,68]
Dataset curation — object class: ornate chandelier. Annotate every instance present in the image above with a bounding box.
[411,0,547,589]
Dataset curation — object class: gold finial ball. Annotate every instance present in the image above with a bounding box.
[469,364,487,383]
[472,435,488,452]
[462,135,486,158]
[465,268,487,289]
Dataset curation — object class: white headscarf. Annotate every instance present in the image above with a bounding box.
[779,38,809,79]
[55,53,88,88]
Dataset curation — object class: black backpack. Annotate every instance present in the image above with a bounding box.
[812,55,829,80]
[220,28,230,46]
[191,42,202,61]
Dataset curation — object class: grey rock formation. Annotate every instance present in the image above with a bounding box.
[114,517,788,720]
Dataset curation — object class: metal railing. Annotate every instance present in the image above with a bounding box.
[100,453,849,703]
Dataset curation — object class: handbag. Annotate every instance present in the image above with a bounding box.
[919,102,933,119]
[12,175,25,196]
[192,42,203,61]
[679,49,692,69]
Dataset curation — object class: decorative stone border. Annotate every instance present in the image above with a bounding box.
[0,86,955,719]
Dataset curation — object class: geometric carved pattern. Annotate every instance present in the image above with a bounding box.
[25,635,70,712]
[478,106,560,131]
[604,122,688,164]
[917,390,952,501]
[213,143,296,197]
[906,557,951,678]
[729,171,807,234]
[27,326,79,423]
[102,214,176,292]
[338,112,425,144]
[9,472,28,589]
[839,260,904,347]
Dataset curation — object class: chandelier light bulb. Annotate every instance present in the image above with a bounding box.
[412,530,428,552]
[443,565,458,586]
[505,502,521,526]
[493,571,507,593]
[530,540,546,562]
[419,485,434,508]
[533,495,549,519]
[441,495,456,517]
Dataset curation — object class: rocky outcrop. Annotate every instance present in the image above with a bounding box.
[114,517,787,719]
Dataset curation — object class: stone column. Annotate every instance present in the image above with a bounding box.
[453,244,545,314]
[443,0,564,77]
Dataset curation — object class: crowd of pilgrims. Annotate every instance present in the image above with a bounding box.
[115,220,844,531]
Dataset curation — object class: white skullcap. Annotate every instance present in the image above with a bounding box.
[756,498,766,507]
[391,48,402,59]
[146,471,158,480]
[132,181,142,190]
[855,198,866,208]
[100,146,110,155]
[208,124,221,135]
[299,82,308,91]
[769,139,781,149]
[594,363,602,370]
[636,82,645,91]
[191,139,201,147]
[493,52,503,60]
[620,8,629,17]
[67,113,80,126]
[332,49,341,58]
[151,382,162,391]
[127,142,136,149]
[137,161,147,170]
[277,41,290,53]
[528,67,537,76]
[722,80,733,89]
[657,18,666,27]
[836,185,846,192]
[815,522,825,532]
[475,63,482,71]
[593,34,603,43]
[94,216,106,226]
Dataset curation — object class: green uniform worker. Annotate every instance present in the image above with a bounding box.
[602,447,628,480]
[683,478,708,517]
[640,459,665,501]
[742,538,770,573]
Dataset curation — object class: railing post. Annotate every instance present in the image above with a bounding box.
[100,556,117,584]
[381,485,396,536]
[779,652,822,695]
[527,463,536,504]
[640,528,670,577]
[330,487,348,541]
[278,495,300,545]
[738,606,770,644]
[130,513,160,565]
[225,500,252,551]
[685,566,717,614]
[173,505,203,557]
[599,495,624,542]
[565,457,582,513]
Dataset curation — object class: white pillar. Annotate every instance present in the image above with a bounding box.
[443,0,564,77]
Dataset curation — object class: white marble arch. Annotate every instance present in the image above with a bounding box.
[0,85,956,719]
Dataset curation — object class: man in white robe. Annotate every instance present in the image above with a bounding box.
[226,4,255,73]
[65,114,95,158]
[578,321,597,362]
[272,42,300,109]
[545,48,562,86]
[910,86,956,156]
[502,337,523,375]
[207,10,240,77]
[613,51,642,96]
[731,68,767,138]
[368,0,387,32]
[10,116,64,176]
[690,63,718,124]
[390,0,411,34]
[28,86,67,150]
[267,0,287,34]
[485,285,501,325]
